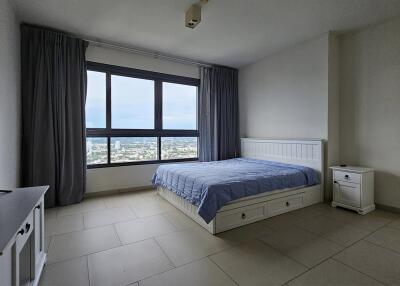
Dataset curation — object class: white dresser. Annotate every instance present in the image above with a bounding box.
[0,186,48,286]
[330,166,374,214]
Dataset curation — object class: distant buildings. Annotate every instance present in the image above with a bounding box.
[87,137,198,165]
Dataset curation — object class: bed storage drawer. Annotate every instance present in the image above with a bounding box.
[267,194,304,217]
[215,203,266,232]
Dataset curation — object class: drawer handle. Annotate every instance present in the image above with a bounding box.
[17,229,25,236]
[25,223,31,232]
[35,205,41,210]
[286,201,290,207]
[241,213,246,220]
[344,175,350,179]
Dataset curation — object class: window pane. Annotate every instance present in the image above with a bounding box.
[161,137,198,160]
[111,137,157,163]
[163,83,197,130]
[86,71,106,128]
[112,75,154,129]
[86,137,108,165]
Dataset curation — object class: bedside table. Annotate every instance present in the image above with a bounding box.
[330,166,374,215]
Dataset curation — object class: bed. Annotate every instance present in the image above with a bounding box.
[153,138,324,234]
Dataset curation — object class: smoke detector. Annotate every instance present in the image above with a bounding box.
[185,1,208,29]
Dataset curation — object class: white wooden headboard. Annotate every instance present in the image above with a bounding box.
[241,138,324,186]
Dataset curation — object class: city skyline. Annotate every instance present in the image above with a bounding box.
[87,137,198,165]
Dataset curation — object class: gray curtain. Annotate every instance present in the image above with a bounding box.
[199,66,239,161]
[21,24,88,207]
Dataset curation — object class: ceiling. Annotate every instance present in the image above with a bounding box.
[12,0,400,67]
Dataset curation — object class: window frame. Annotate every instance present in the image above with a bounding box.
[86,61,200,168]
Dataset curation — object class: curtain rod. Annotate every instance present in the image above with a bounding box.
[82,37,212,68]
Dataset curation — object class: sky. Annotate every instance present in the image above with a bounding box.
[86,71,197,130]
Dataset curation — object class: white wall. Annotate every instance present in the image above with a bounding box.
[239,34,329,140]
[339,16,400,208]
[86,45,199,193]
[0,0,20,188]
[239,33,341,200]
[327,34,340,201]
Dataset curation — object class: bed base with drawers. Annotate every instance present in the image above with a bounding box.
[158,138,324,234]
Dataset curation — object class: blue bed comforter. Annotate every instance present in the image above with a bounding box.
[152,158,319,223]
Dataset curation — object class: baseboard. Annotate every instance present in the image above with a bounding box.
[84,185,154,198]
[376,203,400,214]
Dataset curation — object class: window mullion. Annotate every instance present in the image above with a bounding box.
[155,80,162,160]
[155,80,162,131]
[106,73,111,130]
[107,136,111,164]
[157,136,162,161]
[106,73,112,164]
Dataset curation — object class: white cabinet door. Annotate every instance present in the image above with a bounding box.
[334,181,361,207]
[0,246,13,286]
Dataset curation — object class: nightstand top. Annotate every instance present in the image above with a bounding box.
[330,166,374,173]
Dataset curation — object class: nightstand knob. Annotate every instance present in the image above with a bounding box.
[286,201,290,207]
[241,213,246,220]
[344,175,350,179]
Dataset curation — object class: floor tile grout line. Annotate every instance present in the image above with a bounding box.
[265,206,396,285]
[46,210,83,221]
[288,212,385,248]
[261,216,386,285]
[283,254,336,285]
[255,237,310,269]
[208,256,240,286]
[112,223,124,246]
[289,204,398,227]
[46,210,180,241]
[83,216,139,231]
[131,230,249,284]
[152,237,177,268]
[136,256,209,285]
[262,221,345,249]
[364,238,400,256]
[46,243,124,266]
[46,226,193,266]
[330,257,389,286]
[45,223,115,240]
[85,255,92,286]
[282,228,384,286]
[326,219,397,285]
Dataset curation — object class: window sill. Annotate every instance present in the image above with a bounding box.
[87,158,199,169]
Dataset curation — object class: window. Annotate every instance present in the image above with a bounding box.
[161,137,198,160]
[85,62,199,168]
[163,82,197,129]
[86,71,106,128]
[111,75,155,129]
[86,137,108,165]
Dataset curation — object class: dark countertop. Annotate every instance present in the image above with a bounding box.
[0,186,48,255]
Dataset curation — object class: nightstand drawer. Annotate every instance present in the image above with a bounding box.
[334,171,361,184]
[334,182,360,207]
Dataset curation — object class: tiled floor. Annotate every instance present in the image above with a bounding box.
[40,189,400,286]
